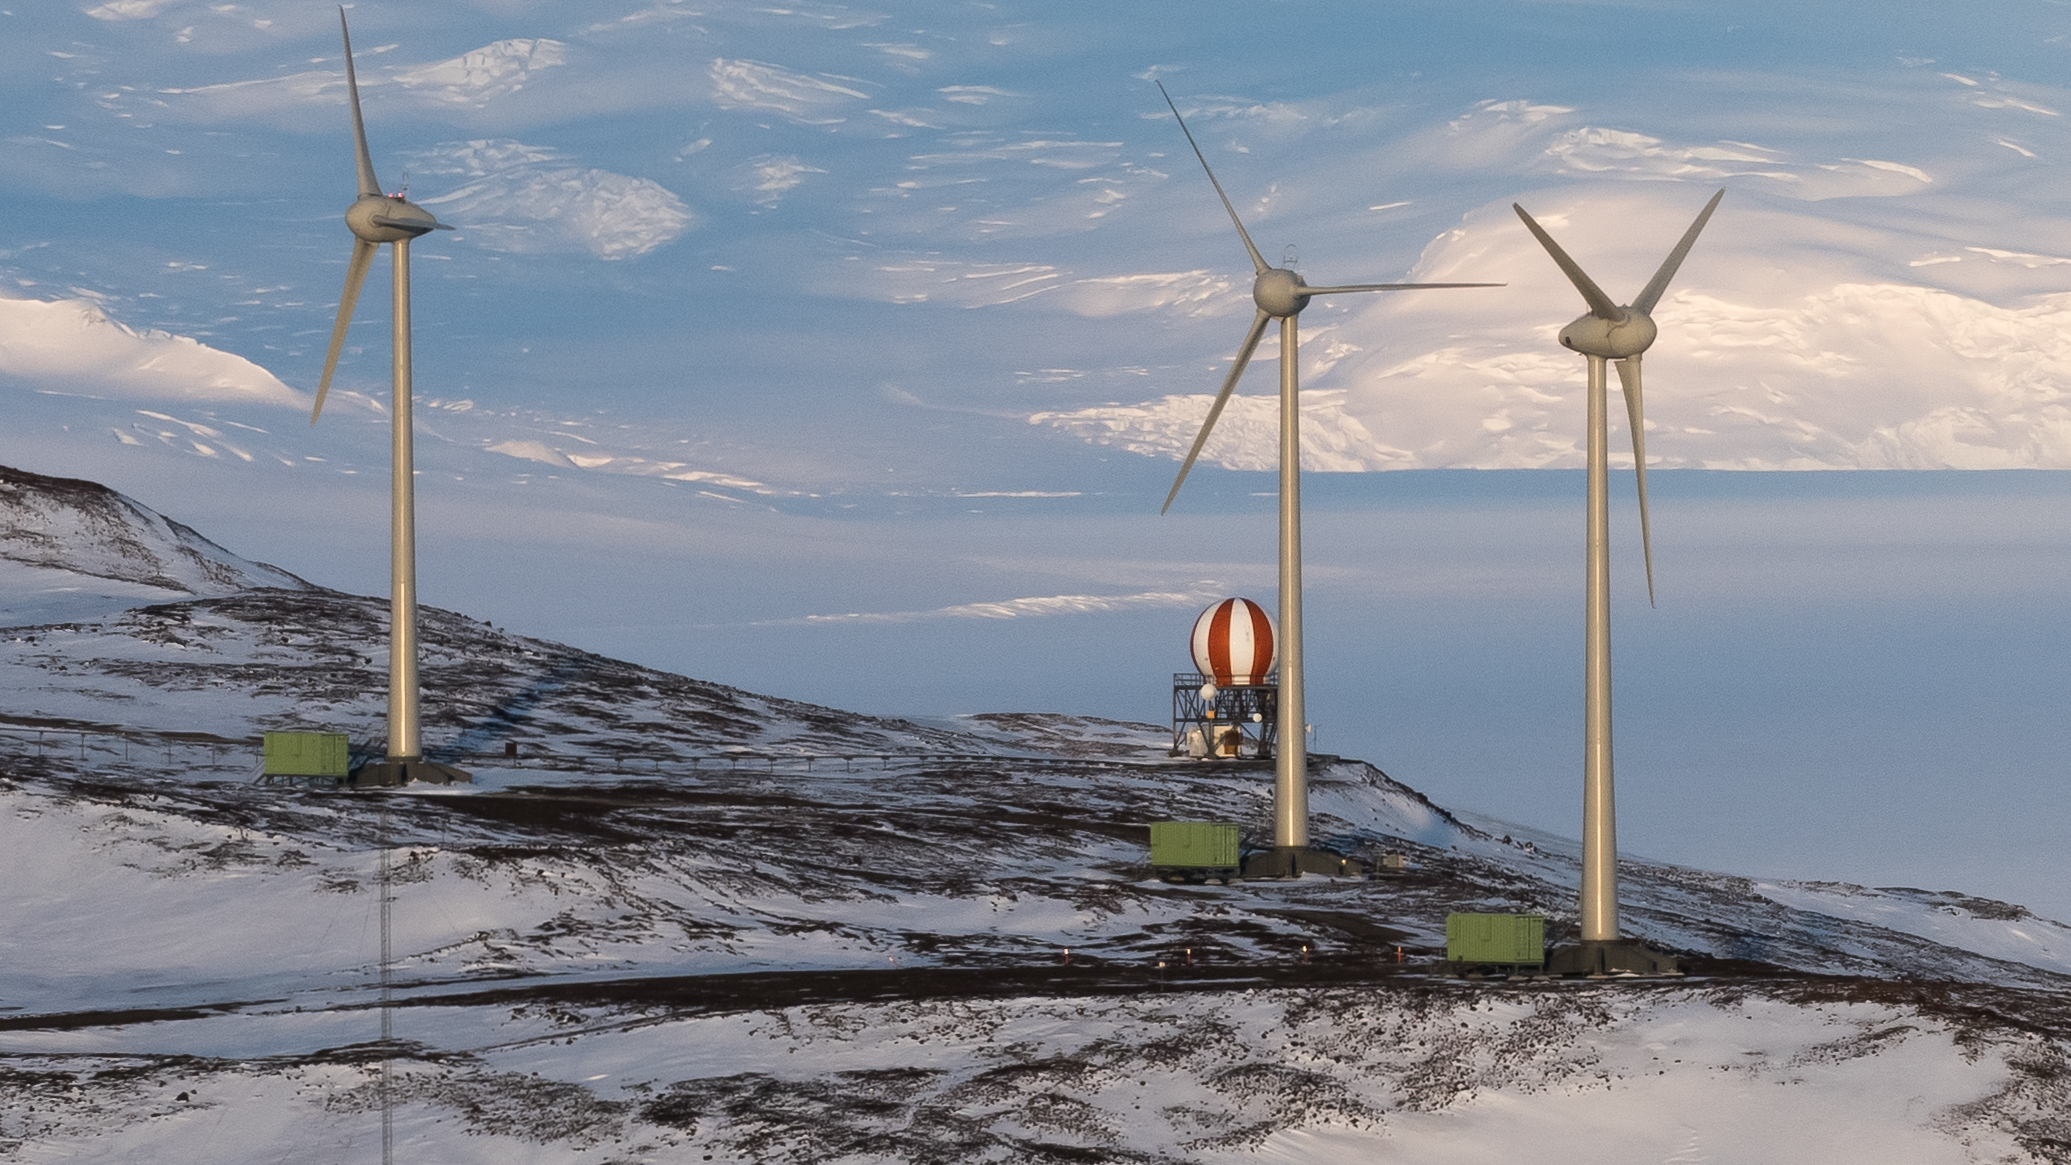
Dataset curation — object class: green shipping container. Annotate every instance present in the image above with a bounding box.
[1149,821,1240,869]
[1446,913,1546,966]
[264,732,350,778]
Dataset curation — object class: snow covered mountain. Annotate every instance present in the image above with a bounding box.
[0,463,310,630]
[0,467,2068,1162]
[0,464,305,594]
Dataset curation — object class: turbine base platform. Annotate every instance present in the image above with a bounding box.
[348,757,472,789]
[1241,846,1364,880]
[1544,939,1682,978]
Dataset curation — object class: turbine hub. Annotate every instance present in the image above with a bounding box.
[346,194,441,244]
[1253,267,1311,319]
[1559,309,1657,360]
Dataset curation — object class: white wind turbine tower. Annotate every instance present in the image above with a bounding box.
[313,8,468,789]
[1513,188,1724,975]
[1156,83,1498,876]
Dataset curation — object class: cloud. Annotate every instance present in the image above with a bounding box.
[156,70,339,125]
[814,256,1233,314]
[1423,99,1580,169]
[1680,283,2071,470]
[155,38,569,127]
[83,0,173,19]
[411,140,694,259]
[481,431,775,492]
[905,136,1125,170]
[1054,271,1235,317]
[0,295,301,406]
[1331,191,2071,471]
[1154,93,1312,131]
[818,257,1063,306]
[1543,127,1932,200]
[939,86,1015,106]
[391,39,567,108]
[736,155,826,207]
[1032,389,1400,471]
[759,5,888,31]
[484,438,573,468]
[710,59,869,124]
[1543,127,1792,181]
[1031,175,2071,473]
[764,585,1224,626]
[124,408,257,462]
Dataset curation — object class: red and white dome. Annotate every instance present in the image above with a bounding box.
[1190,598,1276,686]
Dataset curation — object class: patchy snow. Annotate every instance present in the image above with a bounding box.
[3,982,2062,1162]
[0,465,2066,1159]
[0,464,304,598]
[1754,881,2071,979]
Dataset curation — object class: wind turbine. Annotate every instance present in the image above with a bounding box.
[1156,83,1498,875]
[1512,188,1723,974]
[314,8,467,789]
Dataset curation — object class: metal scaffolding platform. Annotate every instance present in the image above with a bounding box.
[1171,671,1278,760]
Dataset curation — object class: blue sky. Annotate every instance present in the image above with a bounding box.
[5,0,2071,915]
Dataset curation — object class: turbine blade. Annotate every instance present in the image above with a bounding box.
[339,8,381,200]
[313,239,378,424]
[1616,355,1656,607]
[1513,203,1620,320]
[1157,82,1268,276]
[1631,188,1725,315]
[1163,310,1272,514]
[1299,281,1504,295]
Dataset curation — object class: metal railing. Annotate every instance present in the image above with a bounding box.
[0,719,249,770]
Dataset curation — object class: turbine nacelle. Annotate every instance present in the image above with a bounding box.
[1153,79,1503,858]
[1253,268,1312,319]
[1517,190,1724,958]
[1558,309,1656,360]
[312,8,470,786]
[346,194,447,245]
[315,8,456,424]
[1518,187,1724,609]
[1155,79,1502,515]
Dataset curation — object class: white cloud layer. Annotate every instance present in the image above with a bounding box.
[1536,122,1933,201]
[710,59,869,124]
[156,38,569,126]
[815,258,1232,314]
[1032,389,1396,471]
[765,584,1224,626]
[1039,171,2071,472]
[412,140,694,259]
[392,39,568,108]
[0,296,301,407]
[34,3,2071,479]
[736,155,826,207]
[480,429,775,493]
[83,0,173,19]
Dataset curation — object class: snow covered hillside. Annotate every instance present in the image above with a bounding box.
[0,466,2067,1162]
[0,463,308,628]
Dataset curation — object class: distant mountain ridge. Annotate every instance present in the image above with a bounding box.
[0,463,308,596]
